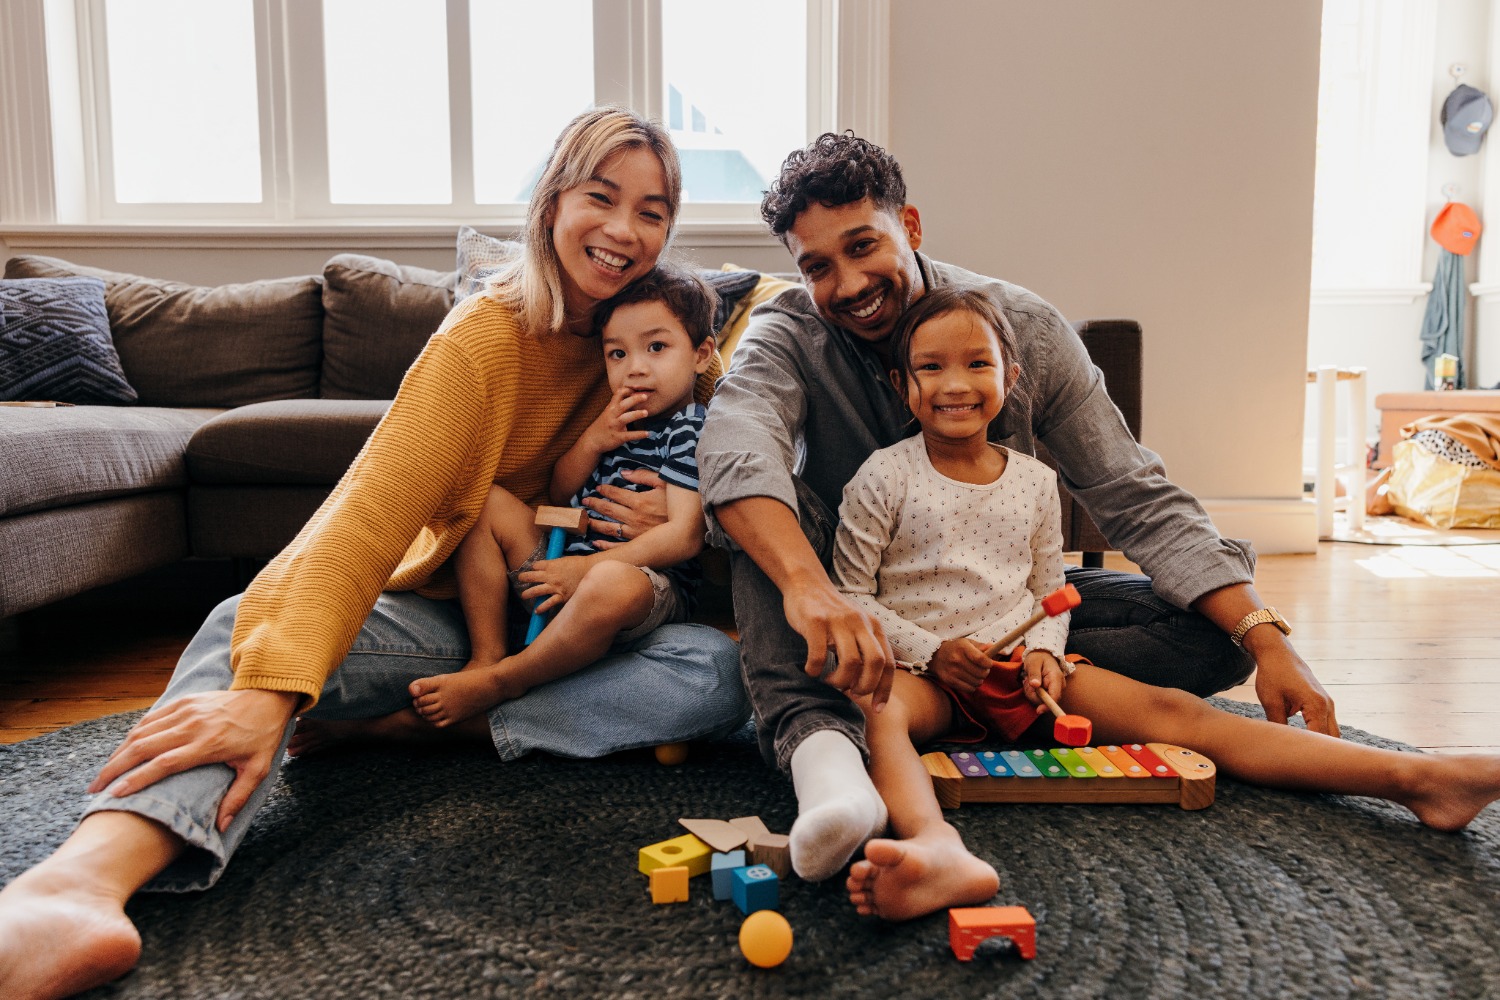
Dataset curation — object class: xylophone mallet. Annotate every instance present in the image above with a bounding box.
[981,584,1092,747]
[523,506,590,646]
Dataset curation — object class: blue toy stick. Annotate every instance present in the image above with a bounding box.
[523,506,589,647]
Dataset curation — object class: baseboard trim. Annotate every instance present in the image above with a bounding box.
[1200,498,1318,555]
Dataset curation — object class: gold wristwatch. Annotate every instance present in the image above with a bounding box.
[1229,607,1291,647]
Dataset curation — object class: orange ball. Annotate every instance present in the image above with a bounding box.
[654,742,689,766]
[739,910,793,968]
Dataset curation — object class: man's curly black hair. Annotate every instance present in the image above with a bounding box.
[760,132,907,241]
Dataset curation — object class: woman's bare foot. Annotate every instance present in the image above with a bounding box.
[1397,753,1500,832]
[288,708,438,757]
[409,666,515,727]
[0,866,142,1000]
[846,828,999,922]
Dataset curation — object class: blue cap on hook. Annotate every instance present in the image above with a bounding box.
[1442,84,1493,156]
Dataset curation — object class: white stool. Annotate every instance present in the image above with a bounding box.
[1306,366,1367,539]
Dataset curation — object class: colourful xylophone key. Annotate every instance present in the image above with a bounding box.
[921,743,1215,810]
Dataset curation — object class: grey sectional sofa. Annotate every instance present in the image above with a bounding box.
[1,249,1140,626]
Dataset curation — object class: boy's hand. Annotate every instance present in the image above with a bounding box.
[1017,650,1068,712]
[581,387,652,456]
[518,555,592,614]
[924,638,993,694]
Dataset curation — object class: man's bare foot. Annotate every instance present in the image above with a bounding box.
[288,709,434,757]
[409,668,512,728]
[845,829,999,922]
[0,867,142,1000]
[1398,753,1500,832]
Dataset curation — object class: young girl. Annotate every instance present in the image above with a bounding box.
[833,286,1500,923]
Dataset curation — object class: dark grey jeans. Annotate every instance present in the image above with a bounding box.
[732,479,1256,772]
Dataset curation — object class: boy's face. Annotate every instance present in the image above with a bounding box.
[784,197,926,352]
[601,299,716,419]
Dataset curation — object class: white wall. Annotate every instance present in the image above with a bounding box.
[889,0,1323,549]
[1,2,1327,551]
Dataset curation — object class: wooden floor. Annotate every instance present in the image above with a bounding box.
[2,542,1498,753]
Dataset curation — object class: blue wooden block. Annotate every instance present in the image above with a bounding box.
[712,850,748,900]
[731,864,779,915]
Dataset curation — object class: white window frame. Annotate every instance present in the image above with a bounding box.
[0,0,889,242]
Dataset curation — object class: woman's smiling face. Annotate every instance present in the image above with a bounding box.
[549,145,672,321]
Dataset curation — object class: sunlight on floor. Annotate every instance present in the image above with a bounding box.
[1354,544,1500,579]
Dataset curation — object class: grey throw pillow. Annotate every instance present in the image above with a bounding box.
[456,226,522,300]
[0,276,137,404]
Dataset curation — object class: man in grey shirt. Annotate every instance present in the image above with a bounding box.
[698,133,1338,882]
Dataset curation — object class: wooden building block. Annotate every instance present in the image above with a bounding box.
[638,834,712,878]
[535,506,589,533]
[731,864,779,915]
[679,818,749,853]
[949,906,1036,961]
[712,850,748,900]
[650,865,689,904]
[748,833,791,879]
[729,815,772,844]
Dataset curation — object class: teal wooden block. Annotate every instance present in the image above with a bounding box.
[731,864,779,915]
[712,850,748,901]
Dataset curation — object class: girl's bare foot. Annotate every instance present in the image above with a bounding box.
[0,867,142,1000]
[408,668,510,728]
[1398,753,1500,832]
[846,829,999,922]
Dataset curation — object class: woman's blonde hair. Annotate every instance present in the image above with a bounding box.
[490,107,682,335]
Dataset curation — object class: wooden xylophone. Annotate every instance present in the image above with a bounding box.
[921,743,1216,811]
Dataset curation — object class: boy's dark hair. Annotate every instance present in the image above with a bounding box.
[592,264,719,347]
[760,132,908,241]
[889,286,1021,402]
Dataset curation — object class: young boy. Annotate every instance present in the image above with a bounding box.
[408,265,719,726]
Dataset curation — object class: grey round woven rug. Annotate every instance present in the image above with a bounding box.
[2,700,1497,1000]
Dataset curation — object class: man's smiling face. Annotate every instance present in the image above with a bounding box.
[784,197,926,349]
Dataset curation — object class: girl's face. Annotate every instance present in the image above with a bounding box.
[549,145,672,321]
[900,310,1017,444]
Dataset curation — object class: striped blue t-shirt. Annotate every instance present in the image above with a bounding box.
[565,402,707,604]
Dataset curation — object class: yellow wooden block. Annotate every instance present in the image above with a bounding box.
[638,834,712,878]
[650,865,690,903]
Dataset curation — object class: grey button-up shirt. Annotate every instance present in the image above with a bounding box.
[697,253,1254,610]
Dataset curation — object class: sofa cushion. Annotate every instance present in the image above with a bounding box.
[321,254,456,400]
[0,404,219,516]
[186,398,390,485]
[4,255,324,408]
[0,276,138,404]
[455,225,521,300]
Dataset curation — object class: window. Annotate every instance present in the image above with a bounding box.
[0,0,886,229]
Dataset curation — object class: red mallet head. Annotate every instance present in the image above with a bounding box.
[1041,583,1082,618]
[1054,714,1092,747]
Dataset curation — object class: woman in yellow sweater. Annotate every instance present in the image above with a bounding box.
[0,108,749,1000]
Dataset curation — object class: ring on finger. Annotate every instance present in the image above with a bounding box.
[616,522,625,539]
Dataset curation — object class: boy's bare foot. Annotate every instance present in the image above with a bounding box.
[0,867,142,1000]
[1398,753,1500,832]
[287,708,436,757]
[846,830,1000,922]
[409,668,513,728]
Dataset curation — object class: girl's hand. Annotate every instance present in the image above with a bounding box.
[925,638,993,694]
[87,689,300,833]
[518,555,592,613]
[582,387,651,455]
[1018,650,1068,712]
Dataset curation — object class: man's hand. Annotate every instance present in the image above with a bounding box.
[87,689,300,832]
[783,580,895,712]
[1250,640,1340,736]
[925,638,993,694]
[518,554,592,613]
[585,468,668,545]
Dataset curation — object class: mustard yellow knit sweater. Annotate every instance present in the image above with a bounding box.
[228,292,722,707]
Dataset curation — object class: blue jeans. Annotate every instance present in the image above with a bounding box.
[733,479,1255,773]
[83,591,748,892]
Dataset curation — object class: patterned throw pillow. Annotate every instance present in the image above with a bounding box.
[453,226,760,334]
[0,276,137,404]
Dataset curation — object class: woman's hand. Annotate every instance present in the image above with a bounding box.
[924,638,993,694]
[518,554,593,613]
[1017,649,1068,711]
[585,468,669,546]
[87,689,300,832]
